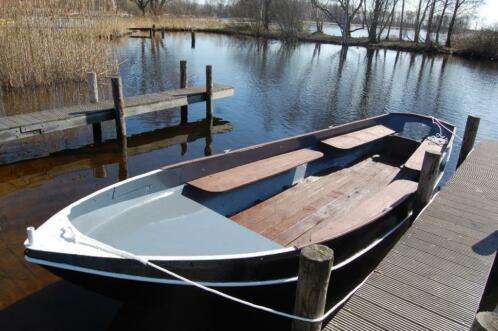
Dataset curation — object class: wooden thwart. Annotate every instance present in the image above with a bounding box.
[321,125,395,150]
[188,149,323,193]
[405,139,444,171]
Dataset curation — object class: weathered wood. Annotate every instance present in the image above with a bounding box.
[191,31,196,48]
[206,65,213,119]
[88,72,103,144]
[161,28,165,38]
[149,27,153,38]
[414,150,442,215]
[231,155,403,245]
[188,149,323,193]
[405,139,444,171]
[180,60,188,123]
[326,139,498,331]
[321,125,395,150]
[291,179,418,247]
[292,245,334,331]
[0,85,234,144]
[111,76,127,151]
[152,24,156,36]
[471,312,498,331]
[458,115,480,168]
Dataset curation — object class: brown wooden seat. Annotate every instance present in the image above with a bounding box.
[188,149,323,193]
[404,139,444,171]
[290,179,418,248]
[321,125,395,150]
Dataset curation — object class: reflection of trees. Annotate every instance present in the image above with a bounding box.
[358,48,376,117]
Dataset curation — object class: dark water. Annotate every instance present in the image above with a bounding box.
[1,33,497,330]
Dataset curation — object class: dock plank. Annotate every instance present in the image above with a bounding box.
[327,139,498,330]
[0,85,234,143]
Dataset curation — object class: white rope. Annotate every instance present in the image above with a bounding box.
[59,225,387,323]
[431,116,463,142]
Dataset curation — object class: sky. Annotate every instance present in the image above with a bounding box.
[478,0,498,27]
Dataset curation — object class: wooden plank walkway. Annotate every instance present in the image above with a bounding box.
[0,85,234,143]
[326,139,498,331]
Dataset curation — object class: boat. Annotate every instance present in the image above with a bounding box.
[24,112,455,307]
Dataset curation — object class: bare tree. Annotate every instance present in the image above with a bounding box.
[435,0,450,44]
[384,0,400,40]
[363,0,392,43]
[272,0,306,36]
[414,0,430,43]
[425,0,437,44]
[397,0,405,40]
[311,1,325,33]
[311,0,364,45]
[149,0,173,15]
[133,0,151,15]
[445,0,482,47]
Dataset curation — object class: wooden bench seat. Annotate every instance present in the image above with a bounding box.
[404,139,444,171]
[290,179,418,248]
[321,125,395,150]
[188,149,323,193]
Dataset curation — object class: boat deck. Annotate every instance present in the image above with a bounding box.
[326,139,498,331]
[231,154,405,247]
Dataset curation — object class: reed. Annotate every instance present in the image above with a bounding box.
[0,0,121,89]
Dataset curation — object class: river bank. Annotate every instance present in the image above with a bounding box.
[148,24,496,61]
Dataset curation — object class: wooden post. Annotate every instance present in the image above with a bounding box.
[161,27,165,39]
[292,245,334,331]
[191,31,196,48]
[149,27,153,39]
[152,24,156,36]
[414,151,442,215]
[111,76,127,152]
[87,72,102,144]
[457,115,480,168]
[471,311,498,331]
[206,65,213,119]
[180,60,188,123]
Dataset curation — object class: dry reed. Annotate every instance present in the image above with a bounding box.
[0,0,120,89]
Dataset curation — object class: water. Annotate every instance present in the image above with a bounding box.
[1,32,497,329]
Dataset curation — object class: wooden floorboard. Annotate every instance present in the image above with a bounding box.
[0,85,234,143]
[327,139,498,330]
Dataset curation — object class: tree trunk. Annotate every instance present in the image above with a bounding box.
[445,0,460,47]
[263,0,271,30]
[425,0,437,44]
[385,1,398,40]
[399,0,405,40]
[414,0,424,43]
[435,0,449,44]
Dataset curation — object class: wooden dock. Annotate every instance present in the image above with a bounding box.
[325,139,498,331]
[0,85,234,144]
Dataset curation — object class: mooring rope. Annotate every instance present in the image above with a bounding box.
[57,212,412,324]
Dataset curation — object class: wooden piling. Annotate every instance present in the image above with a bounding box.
[152,24,156,36]
[457,115,480,168]
[191,31,196,48]
[206,65,213,119]
[414,150,442,215]
[180,60,188,123]
[471,311,498,331]
[161,28,165,39]
[292,245,334,331]
[87,72,102,144]
[110,76,127,152]
[149,27,153,39]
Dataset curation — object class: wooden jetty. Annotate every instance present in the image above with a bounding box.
[0,85,233,144]
[325,139,498,331]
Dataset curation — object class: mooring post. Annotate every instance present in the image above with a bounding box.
[152,24,156,36]
[191,30,196,48]
[471,311,498,331]
[180,60,188,123]
[161,27,165,39]
[87,72,103,144]
[414,151,442,215]
[206,65,213,119]
[292,244,334,331]
[110,76,127,152]
[149,27,153,39]
[457,115,480,168]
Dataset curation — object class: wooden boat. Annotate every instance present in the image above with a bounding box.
[24,113,455,306]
